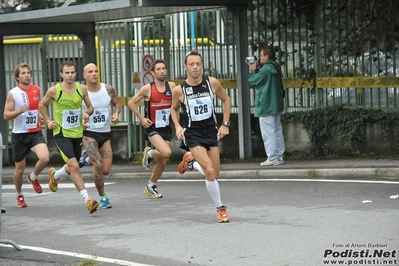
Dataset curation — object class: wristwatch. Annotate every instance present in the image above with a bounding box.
[222,120,230,127]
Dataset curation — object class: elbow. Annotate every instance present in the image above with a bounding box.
[3,111,12,120]
[127,99,135,110]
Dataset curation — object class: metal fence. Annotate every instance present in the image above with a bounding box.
[3,1,399,154]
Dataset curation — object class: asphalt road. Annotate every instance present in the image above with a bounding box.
[0,177,398,266]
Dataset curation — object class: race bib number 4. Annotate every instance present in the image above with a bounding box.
[155,108,170,128]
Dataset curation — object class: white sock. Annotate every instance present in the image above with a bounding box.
[147,181,155,187]
[148,149,154,158]
[85,157,90,163]
[16,192,23,196]
[79,189,89,202]
[193,162,205,176]
[54,165,68,179]
[30,172,38,180]
[205,180,222,207]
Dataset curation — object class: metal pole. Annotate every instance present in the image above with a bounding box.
[0,35,10,165]
[314,1,322,107]
[232,5,252,159]
[124,21,134,159]
[0,133,23,250]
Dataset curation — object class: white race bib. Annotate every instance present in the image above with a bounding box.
[154,108,170,128]
[188,97,213,121]
[22,110,38,129]
[62,109,81,129]
[89,107,110,129]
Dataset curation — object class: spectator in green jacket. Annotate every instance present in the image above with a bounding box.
[248,45,285,166]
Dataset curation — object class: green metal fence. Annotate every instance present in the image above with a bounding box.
[247,0,399,110]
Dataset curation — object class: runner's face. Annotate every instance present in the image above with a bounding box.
[60,65,77,84]
[83,64,99,84]
[17,67,32,86]
[153,63,167,82]
[184,55,202,79]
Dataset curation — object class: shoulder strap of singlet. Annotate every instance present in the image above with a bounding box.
[75,82,83,99]
[55,83,63,102]
[164,81,171,94]
[203,74,213,94]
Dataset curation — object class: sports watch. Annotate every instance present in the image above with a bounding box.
[222,120,230,127]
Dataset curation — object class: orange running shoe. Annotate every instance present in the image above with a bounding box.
[217,205,230,223]
[27,174,42,194]
[86,198,99,214]
[47,167,59,192]
[178,152,194,174]
[16,195,27,208]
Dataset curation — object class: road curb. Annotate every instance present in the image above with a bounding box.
[95,168,399,180]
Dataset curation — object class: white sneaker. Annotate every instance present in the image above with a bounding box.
[260,159,281,166]
[278,157,285,165]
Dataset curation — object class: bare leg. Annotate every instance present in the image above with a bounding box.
[83,137,104,196]
[66,157,86,191]
[147,136,171,184]
[13,160,26,194]
[30,143,49,176]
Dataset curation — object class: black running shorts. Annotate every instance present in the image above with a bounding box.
[11,131,46,162]
[54,132,82,162]
[181,127,218,151]
[144,125,172,142]
[83,131,111,148]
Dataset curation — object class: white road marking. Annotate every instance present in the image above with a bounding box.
[0,244,153,266]
[159,179,399,184]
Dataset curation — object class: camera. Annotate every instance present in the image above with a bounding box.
[245,56,257,64]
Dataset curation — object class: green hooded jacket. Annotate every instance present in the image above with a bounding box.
[248,59,284,117]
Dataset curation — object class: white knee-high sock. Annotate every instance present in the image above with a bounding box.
[205,180,222,207]
[193,162,205,176]
[55,165,68,179]
[148,149,154,158]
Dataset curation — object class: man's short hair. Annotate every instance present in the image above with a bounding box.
[260,45,276,60]
[151,59,166,71]
[14,63,32,81]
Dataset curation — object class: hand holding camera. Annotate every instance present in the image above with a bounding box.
[245,55,257,64]
[246,55,258,71]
